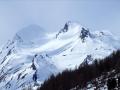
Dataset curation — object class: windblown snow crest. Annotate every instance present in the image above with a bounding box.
[0,22,120,90]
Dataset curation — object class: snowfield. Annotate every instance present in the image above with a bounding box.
[0,21,120,90]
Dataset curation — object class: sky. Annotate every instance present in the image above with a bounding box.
[0,0,120,45]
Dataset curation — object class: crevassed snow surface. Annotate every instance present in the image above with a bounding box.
[0,22,120,90]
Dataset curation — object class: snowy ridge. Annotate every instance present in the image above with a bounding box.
[0,22,120,90]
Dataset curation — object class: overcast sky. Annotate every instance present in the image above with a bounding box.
[0,0,120,45]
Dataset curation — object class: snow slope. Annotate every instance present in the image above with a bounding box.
[0,22,120,90]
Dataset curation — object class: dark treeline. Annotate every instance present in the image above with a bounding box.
[38,50,120,90]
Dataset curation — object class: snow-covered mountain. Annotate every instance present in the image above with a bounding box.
[0,21,120,90]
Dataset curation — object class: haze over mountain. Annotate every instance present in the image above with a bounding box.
[0,0,120,45]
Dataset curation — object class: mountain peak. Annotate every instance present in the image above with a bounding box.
[56,21,91,43]
[63,21,71,31]
[13,24,47,45]
[56,21,83,39]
